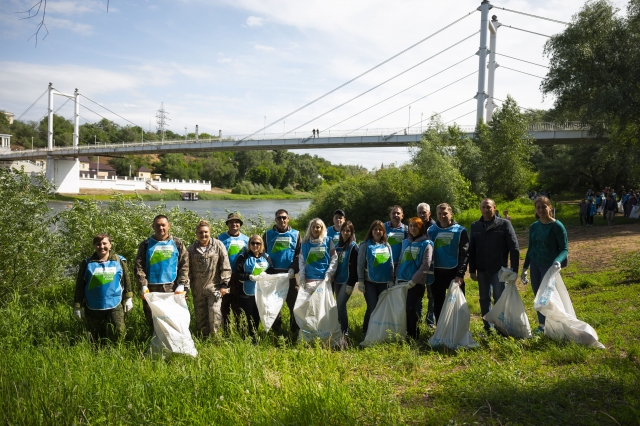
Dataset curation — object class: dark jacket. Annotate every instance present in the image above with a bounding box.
[334,241,359,286]
[233,250,276,282]
[468,216,520,275]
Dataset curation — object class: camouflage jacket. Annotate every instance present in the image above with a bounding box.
[187,238,231,298]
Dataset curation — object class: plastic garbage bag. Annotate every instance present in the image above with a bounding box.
[255,273,290,332]
[534,269,605,349]
[617,201,623,213]
[360,283,408,347]
[630,205,639,219]
[293,280,343,347]
[483,267,532,338]
[146,292,198,359]
[429,280,478,349]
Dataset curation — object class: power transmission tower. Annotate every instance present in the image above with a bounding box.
[156,102,170,141]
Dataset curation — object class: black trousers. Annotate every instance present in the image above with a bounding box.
[432,268,466,324]
[271,278,300,334]
[406,284,426,339]
[237,295,260,337]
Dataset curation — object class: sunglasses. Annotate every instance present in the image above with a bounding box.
[250,241,262,246]
[276,216,288,220]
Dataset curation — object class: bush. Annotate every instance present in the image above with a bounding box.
[283,185,295,195]
[232,181,255,195]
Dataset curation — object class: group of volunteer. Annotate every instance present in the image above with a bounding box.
[73,195,593,348]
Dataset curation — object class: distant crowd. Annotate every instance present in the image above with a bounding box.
[580,187,639,226]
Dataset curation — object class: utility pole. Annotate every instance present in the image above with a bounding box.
[475,0,492,125]
[486,15,501,123]
[156,102,170,142]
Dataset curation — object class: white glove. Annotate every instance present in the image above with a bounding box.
[123,298,133,313]
[357,281,365,294]
[249,274,259,281]
[287,268,295,279]
[141,285,149,298]
[345,285,354,295]
[407,280,417,289]
[550,261,562,275]
[73,308,83,320]
[299,280,306,290]
[174,284,185,294]
[387,281,395,289]
[521,269,529,285]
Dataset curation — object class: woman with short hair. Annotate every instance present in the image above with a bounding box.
[357,220,394,337]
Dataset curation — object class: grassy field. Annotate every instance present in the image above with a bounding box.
[1,209,639,424]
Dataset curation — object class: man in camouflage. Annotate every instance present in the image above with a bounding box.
[135,214,190,328]
[188,220,232,337]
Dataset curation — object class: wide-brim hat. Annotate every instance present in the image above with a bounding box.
[226,212,244,225]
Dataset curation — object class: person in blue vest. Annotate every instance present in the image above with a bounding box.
[357,220,395,337]
[397,217,433,340]
[427,203,470,324]
[135,215,189,328]
[326,209,346,249]
[263,209,300,336]
[233,234,276,338]
[298,218,338,291]
[218,212,250,330]
[385,205,408,266]
[468,198,520,333]
[74,233,133,341]
[333,221,358,337]
[416,202,437,328]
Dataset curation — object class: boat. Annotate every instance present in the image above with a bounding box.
[181,191,199,201]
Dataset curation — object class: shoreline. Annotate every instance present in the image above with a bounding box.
[50,189,313,202]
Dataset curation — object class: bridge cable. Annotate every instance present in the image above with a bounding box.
[81,95,144,128]
[496,53,549,68]
[322,55,476,133]
[501,66,545,79]
[444,109,476,125]
[491,97,575,137]
[406,98,475,131]
[16,88,48,121]
[346,72,478,135]
[502,25,551,38]
[236,8,479,143]
[492,6,570,25]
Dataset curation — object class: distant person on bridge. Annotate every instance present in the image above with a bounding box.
[416,202,436,328]
[218,212,250,331]
[74,233,133,342]
[312,129,316,138]
[187,220,232,338]
[468,199,519,334]
[326,209,346,249]
[520,196,568,334]
[135,215,189,329]
[427,203,469,324]
[263,209,300,338]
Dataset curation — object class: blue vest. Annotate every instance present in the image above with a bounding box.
[365,240,392,283]
[384,222,407,264]
[242,254,270,296]
[301,236,331,281]
[397,239,434,284]
[265,228,299,270]
[327,226,341,248]
[334,241,356,285]
[146,238,179,285]
[428,224,464,269]
[218,232,249,270]
[84,257,124,310]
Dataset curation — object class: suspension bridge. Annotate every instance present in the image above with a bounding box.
[0,1,606,193]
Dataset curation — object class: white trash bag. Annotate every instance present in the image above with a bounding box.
[483,267,532,339]
[429,280,478,349]
[630,205,639,219]
[534,269,605,349]
[360,283,408,347]
[146,292,198,359]
[293,280,343,347]
[255,273,290,332]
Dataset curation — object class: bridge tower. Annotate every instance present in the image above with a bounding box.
[475,0,493,125]
[486,15,501,122]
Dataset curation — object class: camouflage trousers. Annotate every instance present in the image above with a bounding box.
[193,294,223,338]
[84,303,126,341]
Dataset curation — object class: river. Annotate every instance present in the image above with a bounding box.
[48,198,312,220]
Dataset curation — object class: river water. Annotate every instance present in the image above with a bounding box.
[48,198,312,220]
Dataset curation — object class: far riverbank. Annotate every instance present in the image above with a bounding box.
[50,188,313,202]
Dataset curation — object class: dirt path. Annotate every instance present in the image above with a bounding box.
[516,222,640,271]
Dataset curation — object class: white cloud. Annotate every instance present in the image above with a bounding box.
[217,57,232,63]
[245,16,263,27]
[46,17,93,34]
[254,44,275,52]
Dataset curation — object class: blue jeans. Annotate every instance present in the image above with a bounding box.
[477,271,505,331]
[529,261,551,326]
[333,283,352,335]
[363,281,388,336]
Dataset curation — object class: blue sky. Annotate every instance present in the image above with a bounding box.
[0,0,628,168]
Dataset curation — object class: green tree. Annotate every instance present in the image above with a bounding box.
[38,114,74,147]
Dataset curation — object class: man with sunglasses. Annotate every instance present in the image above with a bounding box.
[263,209,301,337]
